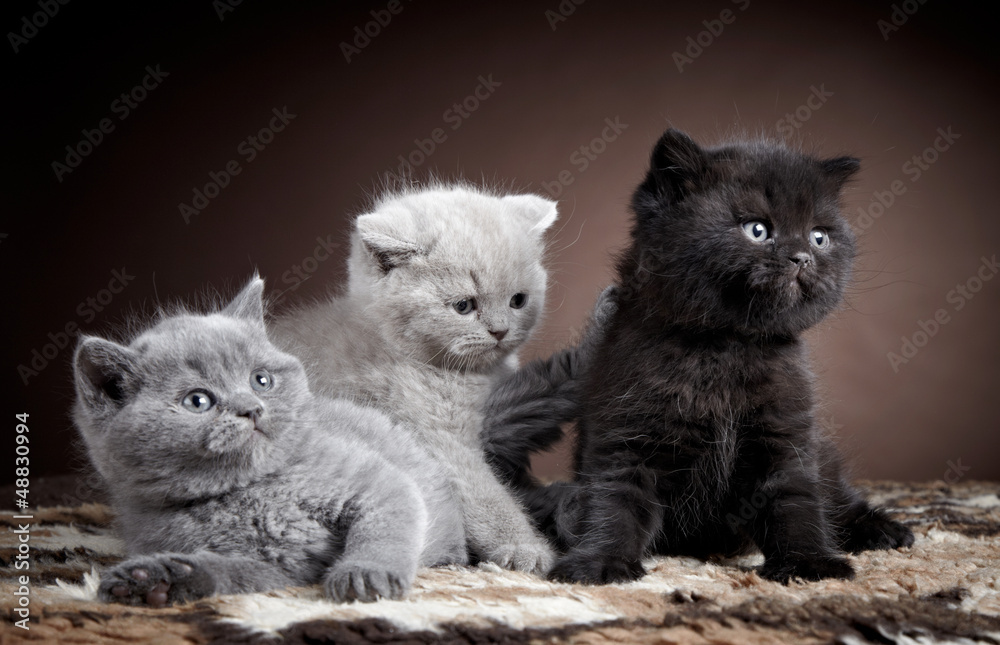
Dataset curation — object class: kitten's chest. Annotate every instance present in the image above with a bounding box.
[359,361,491,434]
[605,330,803,427]
[661,344,775,420]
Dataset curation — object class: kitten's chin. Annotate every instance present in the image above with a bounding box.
[444,344,511,372]
[204,419,270,457]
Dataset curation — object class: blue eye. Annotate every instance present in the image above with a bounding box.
[810,228,829,249]
[181,390,214,413]
[250,369,273,392]
[453,299,476,315]
[742,221,770,242]
[509,293,527,309]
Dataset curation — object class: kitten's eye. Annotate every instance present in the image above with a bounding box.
[742,221,770,242]
[250,369,273,392]
[810,228,830,249]
[453,299,476,315]
[181,390,214,413]
[509,293,528,309]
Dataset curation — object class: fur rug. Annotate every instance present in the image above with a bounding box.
[1,480,998,644]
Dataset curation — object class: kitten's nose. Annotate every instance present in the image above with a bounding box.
[789,252,812,267]
[489,329,508,341]
[238,406,263,423]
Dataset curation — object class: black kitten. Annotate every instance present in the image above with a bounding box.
[532,129,913,585]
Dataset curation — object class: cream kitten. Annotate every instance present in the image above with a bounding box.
[272,183,557,573]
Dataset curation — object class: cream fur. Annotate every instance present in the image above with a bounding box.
[272,183,559,573]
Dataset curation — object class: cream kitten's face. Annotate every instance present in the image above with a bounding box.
[348,187,557,371]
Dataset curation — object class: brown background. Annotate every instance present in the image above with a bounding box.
[5,0,998,486]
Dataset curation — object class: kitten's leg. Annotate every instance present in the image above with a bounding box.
[548,470,664,584]
[325,479,426,602]
[448,445,555,574]
[750,468,855,583]
[99,551,293,607]
[818,439,914,552]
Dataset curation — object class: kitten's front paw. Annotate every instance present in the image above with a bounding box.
[99,554,213,607]
[841,511,914,553]
[326,560,413,602]
[549,552,645,584]
[760,554,855,584]
[487,539,554,575]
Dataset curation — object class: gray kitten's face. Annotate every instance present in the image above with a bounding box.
[73,279,311,501]
[349,187,557,371]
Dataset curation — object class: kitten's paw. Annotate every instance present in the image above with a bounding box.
[326,560,413,602]
[487,540,555,575]
[592,285,620,325]
[759,554,855,584]
[548,552,646,585]
[578,286,619,359]
[842,511,914,553]
[99,554,213,607]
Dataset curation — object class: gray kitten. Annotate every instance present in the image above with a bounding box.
[72,277,466,607]
[272,183,557,573]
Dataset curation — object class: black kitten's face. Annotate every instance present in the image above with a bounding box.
[629,132,857,336]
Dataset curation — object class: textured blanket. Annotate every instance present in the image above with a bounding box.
[1,479,998,644]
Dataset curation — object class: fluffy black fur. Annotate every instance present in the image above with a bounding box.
[492,129,914,585]
[482,287,617,491]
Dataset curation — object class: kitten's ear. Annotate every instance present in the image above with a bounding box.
[74,336,141,409]
[356,214,425,273]
[820,156,861,186]
[503,195,559,236]
[224,275,266,325]
[640,129,710,200]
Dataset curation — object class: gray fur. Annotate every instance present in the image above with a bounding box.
[72,277,466,607]
[272,183,558,573]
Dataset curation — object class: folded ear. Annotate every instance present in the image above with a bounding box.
[503,194,559,236]
[638,129,710,201]
[356,214,426,273]
[223,274,266,326]
[74,336,141,410]
[819,156,861,186]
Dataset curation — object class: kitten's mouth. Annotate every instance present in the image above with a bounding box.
[250,420,271,438]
